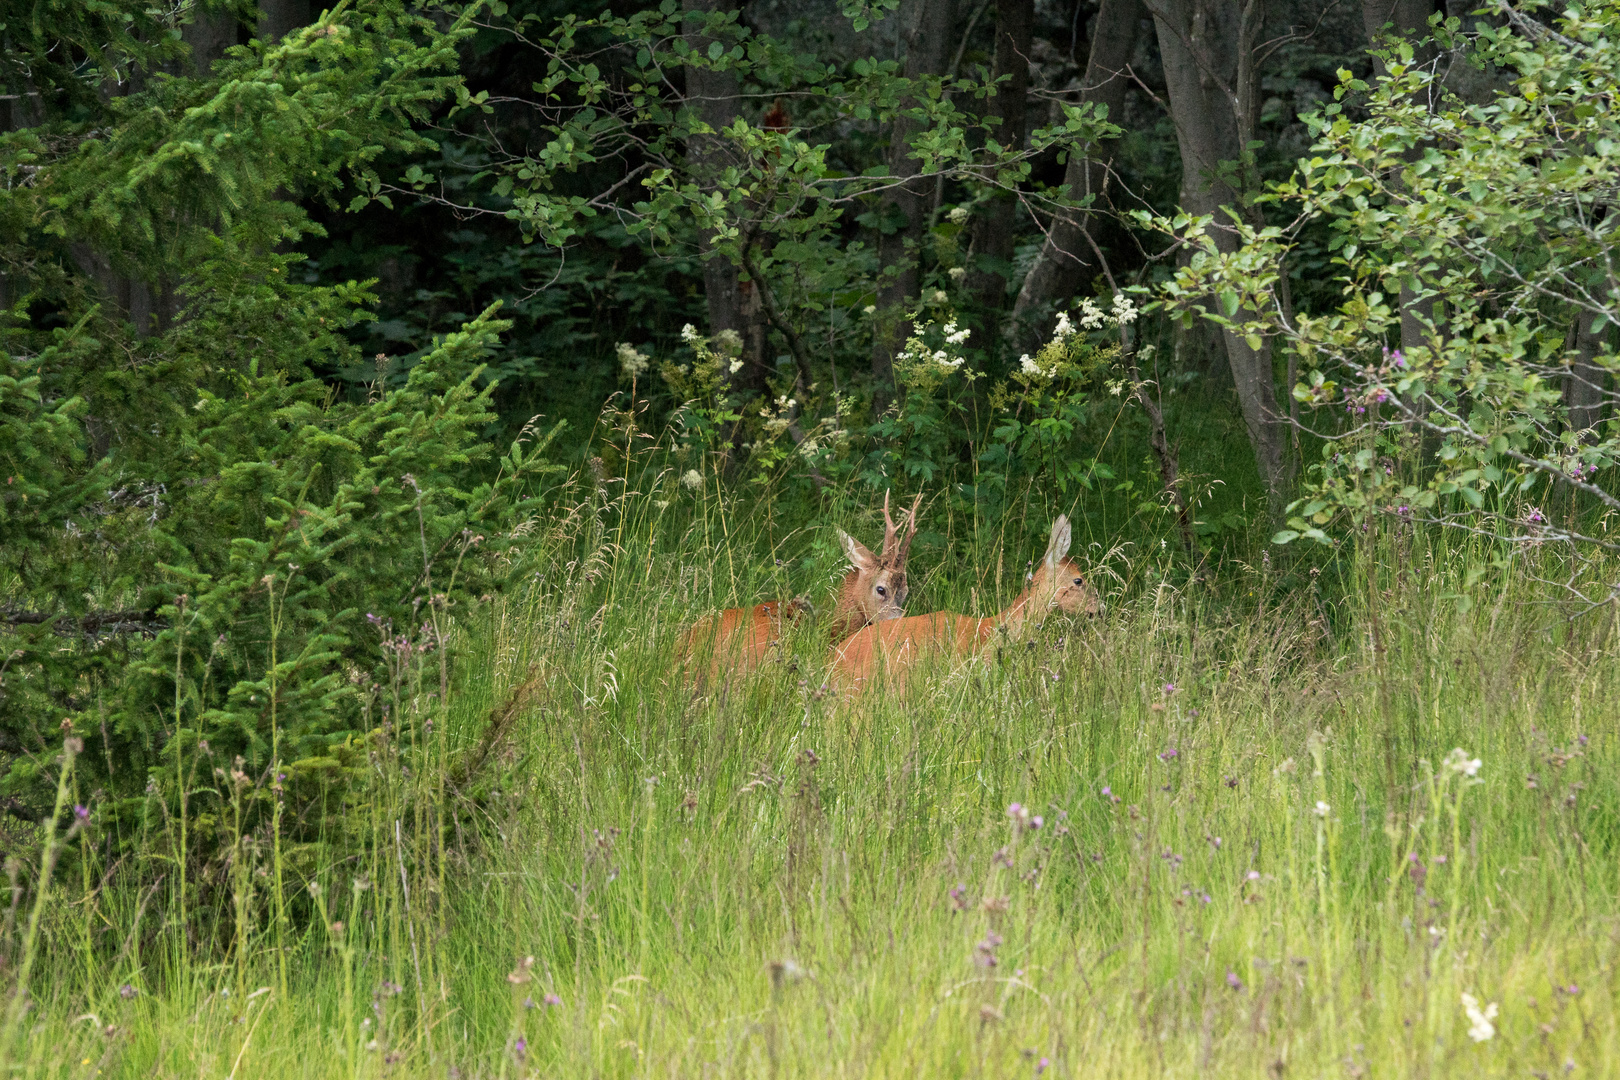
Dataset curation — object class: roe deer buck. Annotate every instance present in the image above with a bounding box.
[678,493,922,683]
[830,515,1099,696]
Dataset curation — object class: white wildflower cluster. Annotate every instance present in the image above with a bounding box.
[1018,353,1051,379]
[1112,292,1138,325]
[680,323,700,344]
[681,469,703,491]
[616,342,650,379]
[1019,292,1139,383]
[947,266,968,284]
[1443,747,1483,781]
[927,289,948,304]
[947,205,970,225]
[862,304,876,315]
[896,315,969,377]
[760,394,798,436]
[1070,292,1137,331]
[1461,992,1498,1042]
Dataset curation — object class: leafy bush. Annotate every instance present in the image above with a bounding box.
[0,0,562,851]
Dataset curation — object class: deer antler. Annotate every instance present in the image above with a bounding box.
[894,492,922,568]
[881,490,899,564]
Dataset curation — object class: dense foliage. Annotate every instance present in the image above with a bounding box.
[0,1,561,837]
[1,0,1618,1029]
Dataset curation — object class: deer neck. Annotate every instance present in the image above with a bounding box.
[994,577,1055,640]
[825,568,865,644]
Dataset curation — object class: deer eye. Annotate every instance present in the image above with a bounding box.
[875,585,887,597]
[1072,577,1083,586]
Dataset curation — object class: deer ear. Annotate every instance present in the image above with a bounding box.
[838,529,878,572]
[1043,515,1072,571]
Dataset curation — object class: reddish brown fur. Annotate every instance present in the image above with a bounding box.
[679,493,922,686]
[831,516,1099,696]
[678,598,813,679]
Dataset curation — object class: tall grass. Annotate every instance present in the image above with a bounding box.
[2,459,1617,1078]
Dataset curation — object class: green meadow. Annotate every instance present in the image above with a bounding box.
[7,468,1615,1079]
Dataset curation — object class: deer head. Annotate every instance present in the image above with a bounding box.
[1023,515,1102,617]
[826,492,922,642]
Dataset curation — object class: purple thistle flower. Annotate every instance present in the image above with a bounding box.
[73,804,89,821]
[544,993,562,1007]
[1037,1058,1050,1075]
[1227,970,1244,991]
[513,1037,527,1060]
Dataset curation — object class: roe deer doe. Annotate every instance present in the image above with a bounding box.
[678,493,921,683]
[830,515,1099,696]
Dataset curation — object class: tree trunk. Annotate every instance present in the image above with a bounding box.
[1148,0,1290,508]
[963,0,1033,311]
[1009,0,1143,354]
[1565,309,1610,440]
[182,9,239,75]
[1362,0,1441,360]
[1361,0,1437,76]
[259,0,312,43]
[684,0,767,396]
[871,0,957,396]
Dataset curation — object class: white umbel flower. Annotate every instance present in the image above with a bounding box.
[1461,992,1497,1042]
[1444,748,1483,778]
[616,342,650,378]
[1112,292,1138,325]
[1078,297,1106,329]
